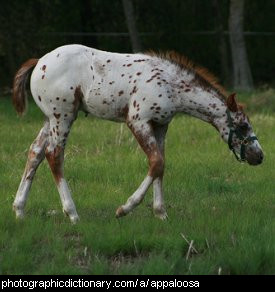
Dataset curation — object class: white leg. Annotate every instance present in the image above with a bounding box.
[13,121,49,219]
[153,177,168,220]
[116,175,153,217]
[152,124,168,220]
[57,179,79,224]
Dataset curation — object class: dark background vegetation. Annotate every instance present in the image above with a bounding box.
[0,0,275,92]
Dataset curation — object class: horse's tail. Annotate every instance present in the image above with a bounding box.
[12,58,39,116]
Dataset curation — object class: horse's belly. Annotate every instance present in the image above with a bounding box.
[83,93,129,122]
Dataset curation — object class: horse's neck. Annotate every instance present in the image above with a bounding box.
[171,79,227,127]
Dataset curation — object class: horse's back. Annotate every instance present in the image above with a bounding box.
[29,44,174,124]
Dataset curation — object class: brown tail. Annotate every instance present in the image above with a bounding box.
[12,58,39,116]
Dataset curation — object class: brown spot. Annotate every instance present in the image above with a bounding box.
[127,64,132,67]
[56,97,60,101]
[143,98,146,101]
[121,74,125,77]
[73,85,84,113]
[158,94,162,98]
[156,107,161,110]
[136,72,142,76]
[107,60,111,63]
[70,86,74,90]
[133,100,136,107]
[130,86,138,95]
[118,90,124,96]
[185,89,191,92]
[42,75,45,79]
[42,65,46,71]
[134,59,146,62]
[63,99,66,102]
[54,113,61,119]
[38,96,41,102]
[117,104,129,119]
[57,54,60,57]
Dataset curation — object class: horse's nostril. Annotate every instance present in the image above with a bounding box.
[259,153,264,160]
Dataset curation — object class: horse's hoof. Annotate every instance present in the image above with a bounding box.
[154,209,168,221]
[15,212,25,220]
[13,205,24,219]
[70,215,80,224]
[63,209,79,224]
[116,206,126,218]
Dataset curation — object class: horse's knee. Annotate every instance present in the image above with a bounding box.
[149,154,164,178]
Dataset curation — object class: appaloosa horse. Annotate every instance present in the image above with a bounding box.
[12,45,263,223]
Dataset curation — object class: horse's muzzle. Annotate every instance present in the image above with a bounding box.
[246,150,264,166]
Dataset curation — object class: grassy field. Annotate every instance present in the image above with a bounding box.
[0,91,275,275]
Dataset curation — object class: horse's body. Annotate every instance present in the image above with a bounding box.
[12,45,263,223]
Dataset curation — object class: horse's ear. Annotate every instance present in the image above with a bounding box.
[227,93,238,112]
[238,102,246,111]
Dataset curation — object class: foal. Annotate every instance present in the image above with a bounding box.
[12,45,263,223]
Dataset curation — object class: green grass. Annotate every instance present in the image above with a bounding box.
[0,92,275,275]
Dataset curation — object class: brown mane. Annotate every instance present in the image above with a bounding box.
[146,50,227,99]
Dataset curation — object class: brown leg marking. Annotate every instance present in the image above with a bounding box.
[148,151,164,179]
[45,146,64,183]
[128,121,164,179]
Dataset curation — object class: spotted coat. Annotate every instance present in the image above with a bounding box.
[12,45,263,223]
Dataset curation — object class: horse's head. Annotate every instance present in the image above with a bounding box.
[219,93,263,165]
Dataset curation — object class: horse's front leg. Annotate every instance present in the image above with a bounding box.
[116,120,164,218]
[152,124,168,220]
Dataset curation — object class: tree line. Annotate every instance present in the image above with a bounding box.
[0,0,274,91]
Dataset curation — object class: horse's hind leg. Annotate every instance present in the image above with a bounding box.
[116,120,164,218]
[152,123,168,220]
[45,115,79,223]
[13,120,49,219]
